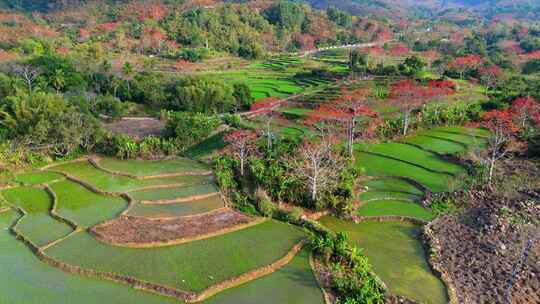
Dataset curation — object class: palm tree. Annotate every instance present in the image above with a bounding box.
[122,62,134,96]
[51,69,66,94]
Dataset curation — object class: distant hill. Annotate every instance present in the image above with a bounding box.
[305,0,540,21]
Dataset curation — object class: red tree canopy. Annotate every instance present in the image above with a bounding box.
[448,55,483,72]
[481,109,519,135]
[224,130,258,149]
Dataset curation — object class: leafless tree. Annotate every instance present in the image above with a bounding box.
[291,137,344,202]
[11,64,41,92]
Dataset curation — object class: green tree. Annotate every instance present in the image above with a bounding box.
[164,112,220,150]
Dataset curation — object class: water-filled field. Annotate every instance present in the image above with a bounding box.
[355,127,487,220]
[320,217,448,304]
[45,220,304,292]
[1,187,73,246]
[14,171,64,185]
[127,195,224,218]
[49,160,213,193]
[97,157,210,177]
[0,210,178,304]
[203,248,325,304]
[1,157,324,303]
[50,180,127,227]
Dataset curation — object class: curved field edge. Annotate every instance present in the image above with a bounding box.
[48,180,128,228]
[0,186,74,247]
[90,157,212,179]
[320,217,448,304]
[0,209,179,304]
[92,215,268,248]
[44,160,214,194]
[203,248,326,304]
[43,220,306,298]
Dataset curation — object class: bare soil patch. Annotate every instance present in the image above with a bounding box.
[91,208,257,246]
[425,189,539,304]
[103,117,165,140]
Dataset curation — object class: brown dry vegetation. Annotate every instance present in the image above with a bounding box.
[91,208,258,246]
[103,117,165,140]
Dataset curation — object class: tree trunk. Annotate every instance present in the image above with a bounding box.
[488,156,495,186]
[240,157,245,176]
[347,120,355,156]
[266,121,272,150]
[403,111,410,136]
[311,181,317,201]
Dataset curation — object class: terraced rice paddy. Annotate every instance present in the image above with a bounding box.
[209,56,337,101]
[129,184,218,202]
[1,187,73,247]
[355,127,486,221]
[127,195,224,218]
[14,171,64,185]
[0,210,178,304]
[1,157,323,303]
[45,220,304,292]
[49,160,213,193]
[320,217,448,304]
[49,180,127,227]
[97,157,210,177]
[203,248,324,304]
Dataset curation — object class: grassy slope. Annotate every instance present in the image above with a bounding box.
[0,210,178,304]
[1,187,73,246]
[320,217,447,304]
[49,180,127,227]
[45,220,305,292]
[203,248,324,304]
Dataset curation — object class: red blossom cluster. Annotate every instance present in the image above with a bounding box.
[136,4,166,21]
[389,44,410,57]
[97,22,119,32]
[79,28,91,41]
[250,97,282,112]
[428,80,457,96]
[448,55,483,78]
[521,50,540,60]
[482,109,519,136]
[307,89,378,154]
[510,97,540,128]
[56,48,70,56]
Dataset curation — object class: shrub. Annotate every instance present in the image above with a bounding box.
[164,112,220,150]
[222,113,242,128]
[288,207,303,223]
[257,198,276,217]
[95,94,127,120]
[179,48,209,62]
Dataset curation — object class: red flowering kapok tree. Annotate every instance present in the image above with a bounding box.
[479,65,502,91]
[307,89,376,156]
[481,110,520,186]
[510,97,540,129]
[448,55,483,79]
[224,130,258,176]
[390,80,433,136]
